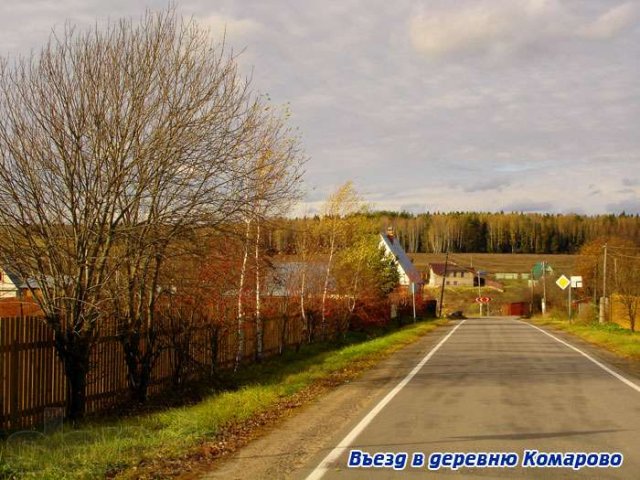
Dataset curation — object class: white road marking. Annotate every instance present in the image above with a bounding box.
[521,320,640,394]
[305,320,466,480]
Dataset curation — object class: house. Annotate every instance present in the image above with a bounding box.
[264,261,331,297]
[379,227,423,287]
[427,262,477,287]
[0,267,21,298]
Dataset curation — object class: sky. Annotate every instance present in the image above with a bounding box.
[1,0,639,215]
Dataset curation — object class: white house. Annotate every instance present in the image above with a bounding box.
[0,267,21,298]
[379,227,423,287]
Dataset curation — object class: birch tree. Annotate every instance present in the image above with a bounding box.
[234,104,304,368]
[319,182,362,338]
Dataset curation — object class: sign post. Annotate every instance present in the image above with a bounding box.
[569,276,583,323]
[411,282,417,322]
[556,275,582,322]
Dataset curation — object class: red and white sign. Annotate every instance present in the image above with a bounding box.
[475,296,491,304]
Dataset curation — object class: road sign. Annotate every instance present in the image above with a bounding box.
[532,262,553,280]
[556,275,570,290]
[475,296,491,304]
[570,276,583,288]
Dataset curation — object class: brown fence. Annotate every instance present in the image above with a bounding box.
[0,314,305,432]
[0,292,426,432]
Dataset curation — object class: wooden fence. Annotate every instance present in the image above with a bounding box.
[0,313,305,432]
[0,292,425,432]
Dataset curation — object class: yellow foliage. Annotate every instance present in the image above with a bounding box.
[611,294,640,330]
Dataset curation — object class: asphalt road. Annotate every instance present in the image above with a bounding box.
[301,317,640,479]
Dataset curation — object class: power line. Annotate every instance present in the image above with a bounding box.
[608,251,640,260]
[606,245,640,251]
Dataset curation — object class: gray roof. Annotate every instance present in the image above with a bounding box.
[379,233,423,284]
[266,261,333,297]
[2,268,23,288]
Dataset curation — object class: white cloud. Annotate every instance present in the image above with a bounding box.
[409,5,513,58]
[409,1,638,59]
[578,2,640,39]
[200,14,262,41]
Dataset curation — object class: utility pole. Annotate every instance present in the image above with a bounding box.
[412,282,416,322]
[438,250,449,318]
[477,269,482,317]
[600,243,607,324]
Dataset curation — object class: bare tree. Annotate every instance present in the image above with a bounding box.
[0,8,304,415]
[611,250,640,331]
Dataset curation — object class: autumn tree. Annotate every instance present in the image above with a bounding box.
[610,245,640,331]
[0,8,304,415]
[318,182,363,338]
[334,234,399,333]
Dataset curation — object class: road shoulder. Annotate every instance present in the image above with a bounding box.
[190,322,459,480]
[521,318,640,382]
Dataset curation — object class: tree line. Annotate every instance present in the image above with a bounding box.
[264,211,640,255]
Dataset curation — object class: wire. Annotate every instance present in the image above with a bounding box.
[609,251,640,260]
[607,245,640,251]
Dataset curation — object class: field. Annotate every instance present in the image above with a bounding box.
[410,253,577,275]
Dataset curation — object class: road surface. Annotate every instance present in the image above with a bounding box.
[203,317,640,479]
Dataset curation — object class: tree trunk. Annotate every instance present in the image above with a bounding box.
[300,266,308,344]
[235,219,251,371]
[121,328,158,404]
[320,232,336,339]
[54,327,91,422]
[255,221,263,362]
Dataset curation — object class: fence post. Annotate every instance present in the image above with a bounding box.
[10,318,20,429]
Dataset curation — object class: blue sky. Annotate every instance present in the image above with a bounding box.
[1,0,638,214]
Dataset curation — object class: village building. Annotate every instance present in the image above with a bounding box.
[379,227,423,287]
[0,267,21,298]
[427,262,478,287]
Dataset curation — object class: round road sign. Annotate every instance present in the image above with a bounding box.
[475,296,491,304]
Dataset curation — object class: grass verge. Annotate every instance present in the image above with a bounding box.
[530,313,640,360]
[0,318,446,479]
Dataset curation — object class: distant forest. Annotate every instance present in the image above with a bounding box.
[264,211,640,255]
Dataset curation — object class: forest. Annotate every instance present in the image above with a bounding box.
[264,211,640,255]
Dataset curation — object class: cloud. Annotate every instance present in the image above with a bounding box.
[578,2,640,39]
[200,14,262,41]
[622,177,639,186]
[463,178,511,193]
[502,200,553,212]
[409,1,638,59]
[606,197,640,214]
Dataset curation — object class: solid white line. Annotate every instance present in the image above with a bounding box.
[305,320,466,480]
[521,320,640,394]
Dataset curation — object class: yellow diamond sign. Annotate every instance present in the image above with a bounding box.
[556,274,570,290]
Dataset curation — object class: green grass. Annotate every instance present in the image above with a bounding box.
[531,313,640,359]
[0,319,445,479]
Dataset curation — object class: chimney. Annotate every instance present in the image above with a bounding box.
[386,226,395,242]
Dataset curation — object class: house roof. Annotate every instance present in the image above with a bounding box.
[2,268,22,288]
[379,233,423,284]
[429,263,475,276]
[266,261,334,297]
